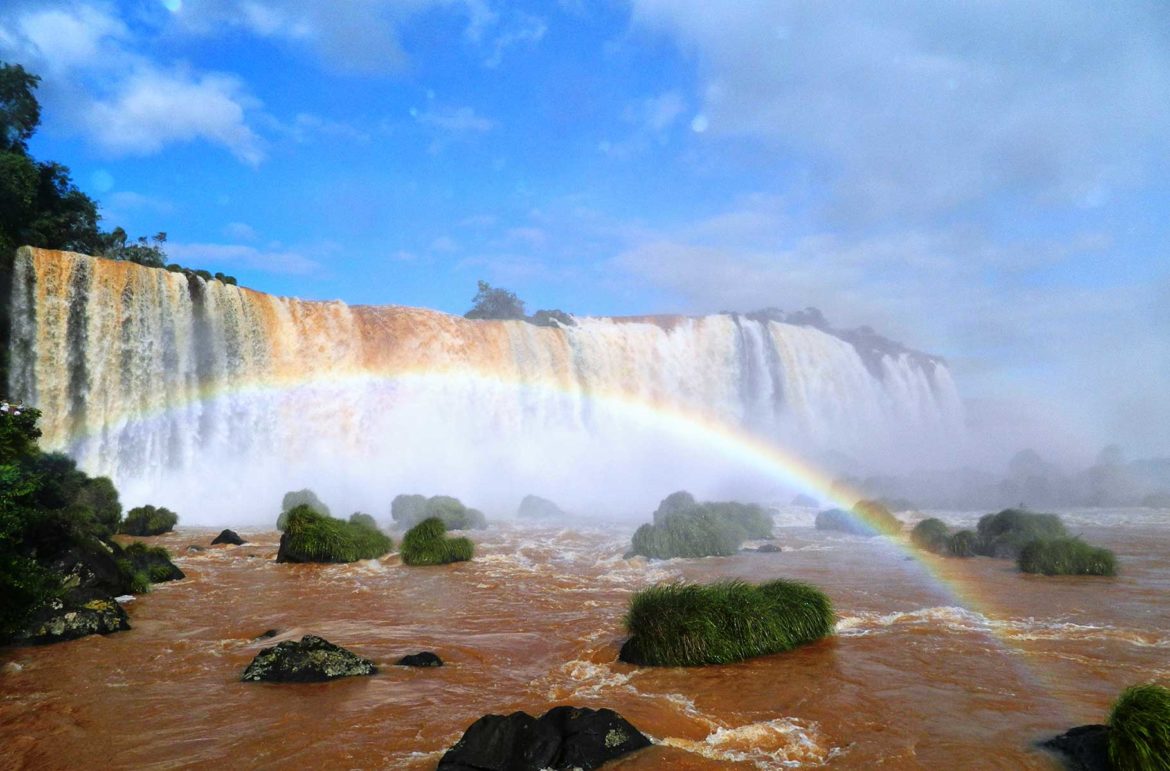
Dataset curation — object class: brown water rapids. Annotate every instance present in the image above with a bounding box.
[2,508,1168,769]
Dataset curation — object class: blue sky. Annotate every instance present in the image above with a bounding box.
[2,0,1168,459]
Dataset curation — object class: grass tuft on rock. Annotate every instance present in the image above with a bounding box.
[400,517,474,566]
[629,509,746,559]
[620,579,834,666]
[1107,683,1170,771]
[910,518,951,554]
[119,505,178,536]
[975,508,1066,558]
[815,500,900,536]
[276,505,393,563]
[1018,537,1117,576]
[947,529,979,557]
[391,494,487,530]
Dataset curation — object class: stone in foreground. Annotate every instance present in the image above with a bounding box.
[17,598,130,645]
[438,705,650,770]
[1040,724,1110,771]
[240,635,377,682]
[211,529,247,545]
[396,651,443,667]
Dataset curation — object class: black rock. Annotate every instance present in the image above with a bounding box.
[255,629,280,640]
[16,597,130,645]
[752,543,782,553]
[438,705,651,770]
[397,651,443,667]
[1041,724,1110,771]
[241,635,377,682]
[48,541,136,602]
[211,529,246,546]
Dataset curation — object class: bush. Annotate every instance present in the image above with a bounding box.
[1018,537,1117,576]
[653,491,697,523]
[976,508,1067,558]
[714,501,773,539]
[629,508,746,560]
[516,494,566,519]
[390,494,427,526]
[910,518,951,554]
[400,517,474,566]
[276,506,393,563]
[620,579,834,666]
[392,494,487,530]
[119,505,178,536]
[123,542,184,583]
[947,530,979,557]
[348,512,378,530]
[853,500,902,535]
[1108,683,1170,771]
[278,489,330,529]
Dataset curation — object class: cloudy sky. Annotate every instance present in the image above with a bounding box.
[2,0,1168,461]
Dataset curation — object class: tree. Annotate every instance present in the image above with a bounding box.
[0,63,40,153]
[101,228,167,268]
[464,280,526,320]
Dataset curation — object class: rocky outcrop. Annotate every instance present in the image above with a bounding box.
[211,529,246,545]
[124,543,185,583]
[437,706,650,770]
[15,597,130,645]
[396,651,443,667]
[1040,724,1110,771]
[516,495,566,519]
[240,635,377,682]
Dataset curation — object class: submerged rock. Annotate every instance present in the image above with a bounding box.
[437,705,650,770]
[211,529,246,546]
[750,543,782,553]
[16,597,130,645]
[396,651,443,667]
[1040,724,1110,771]
[240,635,377,682]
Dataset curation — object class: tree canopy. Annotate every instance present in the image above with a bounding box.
[464,280,526,320]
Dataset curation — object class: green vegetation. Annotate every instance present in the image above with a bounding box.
[465,280,526,320]
[1018,537,1117,576]
[815,500,900,536]
[620,579,835,666]
[910,518,950,553]
[348,512,379,530]
[0,403,164,641]
[853,500,902,534]
[947,530,979,557]
[1107,683,1170,771]
[119,505,179,536]
[391,493,487,530]
[123,542,184,583]
[975,508,1066,558]
[630,491,774,559]
[276,505,393,563]
[279,489,330,530]
[400,517,474,566]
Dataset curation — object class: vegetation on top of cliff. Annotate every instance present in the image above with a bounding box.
[276,505,393,563]
[463,280,576,327]
[400,516,474,566]
[1107,683,1170,771]
[620,579,834,666]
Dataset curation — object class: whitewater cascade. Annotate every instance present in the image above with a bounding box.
[4,248,964,522]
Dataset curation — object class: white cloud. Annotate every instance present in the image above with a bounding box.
[413,105,496,134]
[629,1,1170,221]
[484,12,547,68]
[223,222,259,242]
[430,236,459,253]
[167,242,321,275]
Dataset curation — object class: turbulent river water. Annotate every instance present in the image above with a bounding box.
[2,507,1167,769]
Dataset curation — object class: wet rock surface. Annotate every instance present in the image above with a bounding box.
[240,635,377,683]
[15,598,130,645]
[1041,724,1110,771]
[396,651,443,667]
[211,529,246,545]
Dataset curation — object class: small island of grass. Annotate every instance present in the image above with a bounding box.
[1018,537,1117,576]
[119,504,179,536]
[276,505,393,563]
[627,491,774,559]
[400,517,474,566]
[391,493,487,530]
[619,579,834,666]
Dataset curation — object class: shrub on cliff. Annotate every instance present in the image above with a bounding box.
[910,518,951,554]
[400,517,474,566]
[276,505,393,564]
[975,508,1066,558]
[620,579,834,666]
[119,505,178,536]
[1018,537,1117,576]
[1107,683,1170,771]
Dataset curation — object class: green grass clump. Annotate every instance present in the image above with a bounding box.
[714,501,773,539]
[400,517,474,566]
[629,509,746,559]
[391,494,487,530]
[348,512,378,530]
[119,505,178,536]
[1018,537,1117,576]
[277,505,394,563]
[277,489,330,530]
[910,518,951,554]
[975,508,1066,558]
[947,530,979,557]
[1107,683,1170,771]
[620,579,834,666]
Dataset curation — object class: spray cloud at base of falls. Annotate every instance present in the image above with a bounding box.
[4,248,966,524]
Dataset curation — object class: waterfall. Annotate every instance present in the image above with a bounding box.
[5,248,965,522]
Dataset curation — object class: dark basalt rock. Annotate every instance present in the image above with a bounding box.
[211,529,246,546]
[241,635,377,682]
[1040,724,1110,771]
[438,705,650,770]
[255,629,280,640]
[751,543,782,553]
[48,541,136,602]
[397,651,443,667]
[16,597,130,645]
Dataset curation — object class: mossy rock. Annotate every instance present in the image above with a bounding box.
[400,517,474,566]
[276,506,394,563]
[119,505,178,536]
[1018,537,1117,576]
[14,596,130,645]
[516,494,566,519]
[241,635,377,682]
[123,541,185,583]
[620,579,834,666]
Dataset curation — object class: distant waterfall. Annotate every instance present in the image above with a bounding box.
[5,248,964,522]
